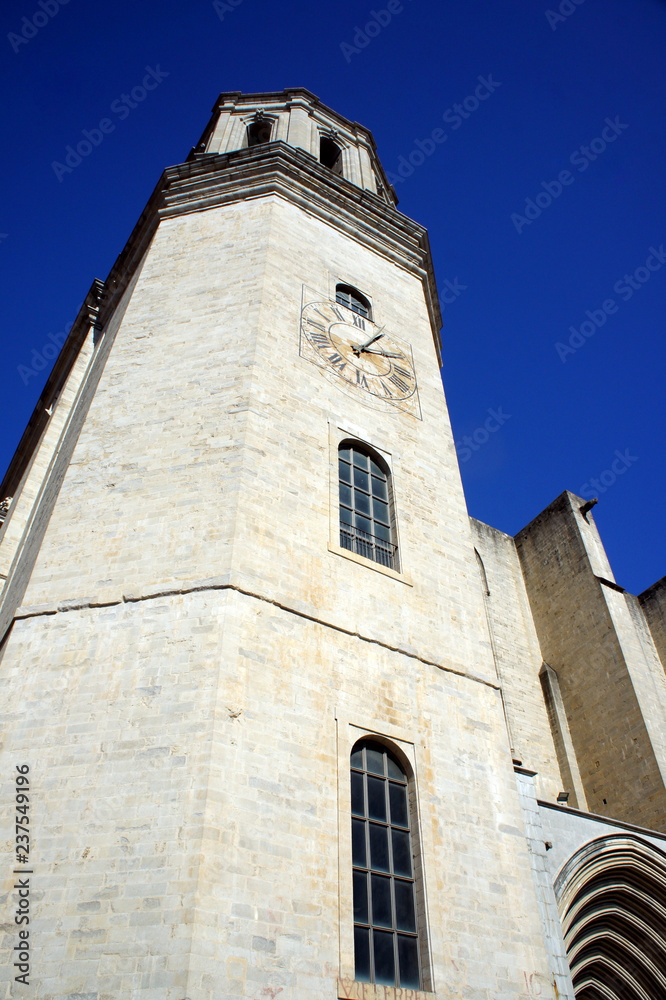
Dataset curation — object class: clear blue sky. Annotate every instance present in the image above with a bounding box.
[1,0,664,594]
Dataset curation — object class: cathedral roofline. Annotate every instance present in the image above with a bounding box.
[204,88,379,155]
[0,141,443,515]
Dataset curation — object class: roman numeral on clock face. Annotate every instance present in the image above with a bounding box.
[356,371,369,389]
[351,314,366,330]
[389,373,410,393]
[327,352,347,371]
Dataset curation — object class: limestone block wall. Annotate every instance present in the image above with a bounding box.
[516,491,666,830]
[470,519,562,802]
[18,194,495,688]
[640,577,666,668]
[0,180,562,998]
[0,585,558,1000]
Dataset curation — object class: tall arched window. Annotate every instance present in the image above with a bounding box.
[351,740,421,988]
[338,442,397,570]
[335,283,371,319]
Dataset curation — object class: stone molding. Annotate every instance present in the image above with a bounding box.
[13,578,500,691]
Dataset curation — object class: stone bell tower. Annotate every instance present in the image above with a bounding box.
[0,90,564,999]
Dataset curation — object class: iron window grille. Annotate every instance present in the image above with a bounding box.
[351,740,421,989]
[339,444,397,571]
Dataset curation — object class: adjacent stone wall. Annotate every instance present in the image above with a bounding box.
[640,576,666,669]
[470,519,562,802]
[516,491,666,830]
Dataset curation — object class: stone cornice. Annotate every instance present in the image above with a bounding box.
[161,143,442,354]
[0,142,443,511]
[0,282,103,503]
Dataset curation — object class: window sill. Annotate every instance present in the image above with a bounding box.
[338,979,434,1000]
[328,543,413,586]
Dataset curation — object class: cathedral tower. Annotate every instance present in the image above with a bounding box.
[2,89,665,1000]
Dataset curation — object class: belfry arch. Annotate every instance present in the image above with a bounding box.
[556,836,666,999]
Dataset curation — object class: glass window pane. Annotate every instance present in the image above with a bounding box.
[352,818,367,867]
[389,783,408,827]
[397,935,420,988]
[374,522,390,542]
[339,460,351,484]
[366,748,385,775]
[351,771,365,816]
[366,775,387,821]
[370,458,383,477]
[355,490,371,516]
[340,506,353,526]
[394,880,416,932]
[354,926,371,982]
[371,476,388,501]
[373,930,396,986]
[351,748,363,768]
[354,466,369,492]
[339,446,351,462]
[339,482,352,507]
[353,871,369,923]
[387,756,404,780]
[353,450,369,470]
[370,874,392,927]
[369,824,390,873]
[391,829,412,877]
[373,498,389,523]
[356,514,372,536]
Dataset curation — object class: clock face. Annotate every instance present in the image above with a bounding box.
[300,298,418,410]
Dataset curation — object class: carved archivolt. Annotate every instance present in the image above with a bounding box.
[556,835,666,999]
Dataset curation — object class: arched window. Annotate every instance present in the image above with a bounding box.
[338,442,397,570]
[320,136,343,175]
[247,118,272,147]
[335,284,371,319]
[351,740,421,988]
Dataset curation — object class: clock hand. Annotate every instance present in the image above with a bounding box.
[362,349,405,358]
[352,325,386,353]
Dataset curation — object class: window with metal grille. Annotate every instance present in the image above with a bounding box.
[338,443,397,570]
[335,284,371,318]
[351,740,421,989]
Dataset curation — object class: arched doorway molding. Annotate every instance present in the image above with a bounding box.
[555,835,666,999]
